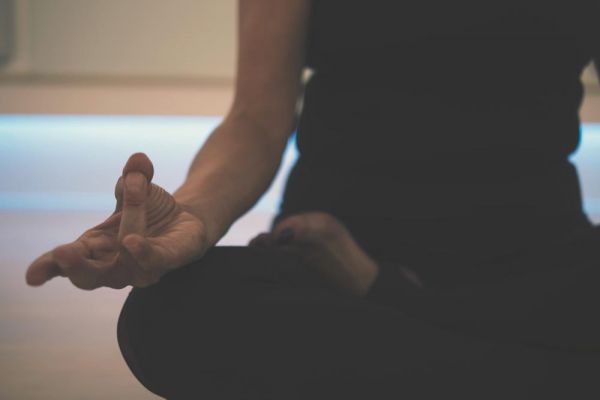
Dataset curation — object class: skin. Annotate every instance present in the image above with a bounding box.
[26,0,423,294]
[248,212,424,296]
[249,212,381,296]
[25,153,208,289]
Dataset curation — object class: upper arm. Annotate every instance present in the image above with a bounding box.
[228,0,311,142]
[592,22,600,83]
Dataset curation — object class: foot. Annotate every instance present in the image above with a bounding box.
[248,212,380,296]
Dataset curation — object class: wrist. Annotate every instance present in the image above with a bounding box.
[175,199,222,248]
[356,260,380,297]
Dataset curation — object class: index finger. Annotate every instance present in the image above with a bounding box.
[122,152,154,182]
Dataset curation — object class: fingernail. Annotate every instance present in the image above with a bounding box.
[124,172,144,191]
[123,235,140,250]
[275,228,294,245]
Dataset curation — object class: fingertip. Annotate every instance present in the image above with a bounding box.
[122,235,149,259]
[273,218,303,242]
[275,228,295,245]
[122,233,143,248]
[122,152,154,183]
[25,271,42,286]
[26,277,47,287]
[124,172,148,195]
[122,235,155,270]
[25,250,63,287]
[25,265,50,287]
[248,232,274,248]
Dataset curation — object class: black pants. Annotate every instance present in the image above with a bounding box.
[117,222,600,399]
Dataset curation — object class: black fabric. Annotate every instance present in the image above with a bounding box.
[366,223,600,352]
[278,0,600,248]
[116,2,600,398]
[117,237,600,399]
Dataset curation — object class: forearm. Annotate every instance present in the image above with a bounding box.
[173,112,289,247]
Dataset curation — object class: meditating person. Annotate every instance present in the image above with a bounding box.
[25,0,600,398]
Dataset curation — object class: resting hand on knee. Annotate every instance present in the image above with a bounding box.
[25,153,210,290]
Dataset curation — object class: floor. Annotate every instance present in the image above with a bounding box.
[1,115,599,399]
[0,115,297,400]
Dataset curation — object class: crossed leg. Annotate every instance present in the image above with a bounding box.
[117,244,600,399]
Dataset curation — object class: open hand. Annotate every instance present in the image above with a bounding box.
[25,153,209,290]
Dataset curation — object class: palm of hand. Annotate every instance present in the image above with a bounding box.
[66,207,204,289]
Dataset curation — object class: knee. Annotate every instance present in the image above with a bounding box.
[116,280,223,398]
[115,246,313,397]
[117,287,166,397]
[116,256,217,398]
[117,283,281,398]
[116,263,224,398]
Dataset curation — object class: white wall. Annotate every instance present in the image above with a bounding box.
[1,0,598,86]
[0,0,597,120]
[1,0,236,80]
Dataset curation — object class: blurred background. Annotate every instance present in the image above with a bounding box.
[0,0,598,399]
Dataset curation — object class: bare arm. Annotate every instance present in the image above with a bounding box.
[173,0,310,247]
[593,23,600,81]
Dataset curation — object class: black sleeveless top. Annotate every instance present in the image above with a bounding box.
[276,0,600,267]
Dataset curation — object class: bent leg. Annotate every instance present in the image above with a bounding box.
[369,224,600,352]
[117,245,330,398]
[117,245,600,399]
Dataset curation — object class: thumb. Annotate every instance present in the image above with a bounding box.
[122,152,154,182]
[117,153,154,242]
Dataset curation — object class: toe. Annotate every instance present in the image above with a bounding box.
[272,212,348,245]
[248,232,274,247]
[304,212,347,239]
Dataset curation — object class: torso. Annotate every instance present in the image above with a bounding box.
[276,0,599,260]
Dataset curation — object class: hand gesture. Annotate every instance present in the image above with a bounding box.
[25,153,209,290]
